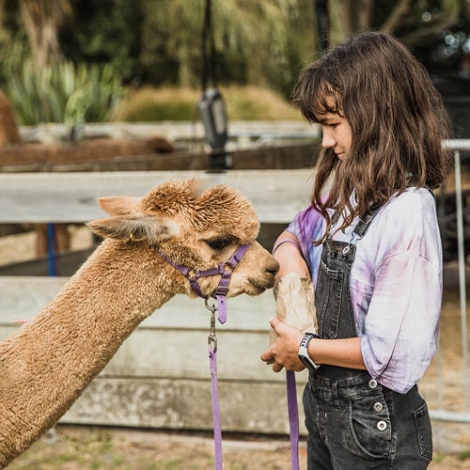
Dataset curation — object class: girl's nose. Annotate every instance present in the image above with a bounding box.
[321,129,335,149]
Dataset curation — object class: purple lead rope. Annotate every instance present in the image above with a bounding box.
[156,243,252,470]
[272,242,302,469]
[207,299,225,470]
[286,370,300,470]
[209,344,223,470]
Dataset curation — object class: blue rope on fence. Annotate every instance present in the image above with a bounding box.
[46,223,57,277]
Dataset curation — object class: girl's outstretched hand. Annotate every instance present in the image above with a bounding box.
[260,318,305,372]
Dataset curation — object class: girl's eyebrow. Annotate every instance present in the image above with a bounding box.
[317,116,337,124]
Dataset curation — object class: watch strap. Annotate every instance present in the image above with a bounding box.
[298,333,321,371]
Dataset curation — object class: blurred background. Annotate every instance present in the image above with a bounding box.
[1,0,470,127]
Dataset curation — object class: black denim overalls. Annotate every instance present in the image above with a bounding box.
[303,208,433,470]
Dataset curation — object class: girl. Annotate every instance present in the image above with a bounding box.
[261,31,451,469]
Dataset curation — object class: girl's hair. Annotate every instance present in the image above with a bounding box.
[293,31,451,239]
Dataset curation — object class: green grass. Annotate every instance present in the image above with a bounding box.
[458,448,470,461]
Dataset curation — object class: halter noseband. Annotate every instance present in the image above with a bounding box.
[156,243,251,324]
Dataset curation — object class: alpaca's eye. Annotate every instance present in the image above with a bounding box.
[204,237,234,251]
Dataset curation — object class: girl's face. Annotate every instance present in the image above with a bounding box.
[318,111,352,160]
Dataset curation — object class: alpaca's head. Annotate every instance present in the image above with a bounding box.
[86,179,279,298]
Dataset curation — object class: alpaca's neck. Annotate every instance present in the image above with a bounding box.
[0,241,185,468]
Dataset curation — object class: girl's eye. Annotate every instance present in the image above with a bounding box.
[204,237,234,251]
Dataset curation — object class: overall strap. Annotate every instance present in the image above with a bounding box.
[352,205,383,238]
[353,184,431,239]
[325,204,381,246]
[332,205,383,257]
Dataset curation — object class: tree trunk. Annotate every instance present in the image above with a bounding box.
[327,0,374,46]
[19,0,69,71]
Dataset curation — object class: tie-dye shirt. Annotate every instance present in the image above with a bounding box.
[286,187,442,393]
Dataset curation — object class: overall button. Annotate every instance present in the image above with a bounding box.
[368,379,378,389]
[377,420,388,431]
[373,402,384,413]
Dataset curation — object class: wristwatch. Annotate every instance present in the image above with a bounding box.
[298,333,321,372]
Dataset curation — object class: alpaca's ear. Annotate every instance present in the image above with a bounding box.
[86,215,179,244]
[191,178,212,199]
[98,196,142,216]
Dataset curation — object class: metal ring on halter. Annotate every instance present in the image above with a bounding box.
[205,297,218,313]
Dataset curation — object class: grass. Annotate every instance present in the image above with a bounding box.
[458,448,470,461]
[110,85,302,122]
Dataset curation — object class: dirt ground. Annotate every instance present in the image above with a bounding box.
[7,426,304,470]
[2,230,470,469]
[4,424,470,470]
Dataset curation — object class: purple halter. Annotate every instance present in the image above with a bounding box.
[156,243,251,324]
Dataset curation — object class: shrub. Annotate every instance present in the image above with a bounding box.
[110,86,200,122]
[3,60,124,126]
[111,85,302,122]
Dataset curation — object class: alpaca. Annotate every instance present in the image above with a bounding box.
[0,179,279,468]
[0,91,21,147]
[0,91,174,257]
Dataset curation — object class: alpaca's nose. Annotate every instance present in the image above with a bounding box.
[266,259,280,276]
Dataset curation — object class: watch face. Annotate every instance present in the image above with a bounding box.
[300,357,315,371]
[299,352,315,371]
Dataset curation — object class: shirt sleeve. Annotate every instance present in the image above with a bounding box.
[286,205,324,273]
[360,251,441,393]
[359,190,442,393]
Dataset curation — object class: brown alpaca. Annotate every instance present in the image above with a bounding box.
[0,90,21,147]
[0,179,279,468]
[0,91,174,257]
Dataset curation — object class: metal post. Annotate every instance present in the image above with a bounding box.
[454,149,469,411]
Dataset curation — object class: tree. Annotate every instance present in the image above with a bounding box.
[325,0,464,48]
[1,0,469,95]
[318,0,470,76]
[19,0,71,71]
[138,0,315,93]
[59,0,143,83]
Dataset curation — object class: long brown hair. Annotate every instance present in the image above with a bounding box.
[293,31,451,240]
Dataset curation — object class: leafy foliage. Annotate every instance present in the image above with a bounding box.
[59,0,142,83]
[1,0,470,126]
[3,60,124,125]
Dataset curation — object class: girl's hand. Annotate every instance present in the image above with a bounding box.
[260,318,305,372]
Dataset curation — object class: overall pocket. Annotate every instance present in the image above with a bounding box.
[315,261,343,338]
[413,401,433,461]
[345,387,392,460]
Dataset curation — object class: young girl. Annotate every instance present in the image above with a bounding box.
[261,31,450,469]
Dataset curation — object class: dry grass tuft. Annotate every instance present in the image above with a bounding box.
[111,86,302,122]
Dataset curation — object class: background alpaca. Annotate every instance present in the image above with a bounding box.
[0,179,279,468]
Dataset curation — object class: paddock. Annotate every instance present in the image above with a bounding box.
[1,137,470,453]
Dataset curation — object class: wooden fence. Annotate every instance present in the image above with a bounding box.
[0,169,314,436]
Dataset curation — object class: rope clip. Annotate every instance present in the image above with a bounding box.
[205,298,218,351]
